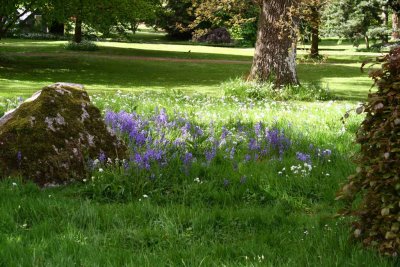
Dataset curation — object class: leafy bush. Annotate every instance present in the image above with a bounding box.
[156,0,195,40]
[10,33,68,41]
[230,20,258,47]
[337,47,400,256]
[299,54,328,64]
[222,78,335,101]
[64,41,99,51]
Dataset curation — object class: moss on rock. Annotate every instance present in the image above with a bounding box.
[0,83,127,185]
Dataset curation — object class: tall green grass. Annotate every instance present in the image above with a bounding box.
[0,91,395,266]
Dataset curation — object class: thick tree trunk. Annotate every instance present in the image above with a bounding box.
[74,16,83,43]
[393,13,400,40]
[248,0,299,88]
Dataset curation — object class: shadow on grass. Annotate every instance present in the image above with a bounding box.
[0,46,373,102]
[0,55,250,97]
[297,63,372,101]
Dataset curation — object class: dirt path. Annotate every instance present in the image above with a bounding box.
[11,52,253,65]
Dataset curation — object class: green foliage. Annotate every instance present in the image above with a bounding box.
[322,0,389,46]
[0,0,48,38]
[230,18,258,46]
[222,78,335,101]
[191,0,258,45]
[337,47,400,256]
[156,0,195,40]
[64,40,99,51]
[0,97,20,118]
[9,33,68,40]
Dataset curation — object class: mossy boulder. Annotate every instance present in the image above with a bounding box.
[0,83,127,185]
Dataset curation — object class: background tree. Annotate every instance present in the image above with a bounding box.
[156,0,195,40]
[192,0,300,87]
[44,0,100,43]
[112,0,161,35]
[300,0,328,58]
[322,0,390,49]
[248,0,300,86]
[0,0,44,39]
[191,0,258,45]
[389,0,400,39]
[43,0,160,43]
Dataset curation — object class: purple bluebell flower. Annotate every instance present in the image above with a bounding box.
[248,138,259,151]
[221,127,230,140]
[254,122,263,137]
[322,149,332,157]
[194,126,204,137]
[205,147,216,162]
[296,152,311,163]
[181,122,191,136]
[158,108,168,124]
[123,160,129,170]
[240,176,247,184]
[99,152,106,164]
[183,152,193,165]
[223,179,230,187]
[229,147,235,160]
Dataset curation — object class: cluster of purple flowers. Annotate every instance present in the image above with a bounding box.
[99,109,330,175]
[296,152,311,163]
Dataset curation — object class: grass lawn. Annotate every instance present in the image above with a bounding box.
[0,38,395,266]
[0,39,377,100]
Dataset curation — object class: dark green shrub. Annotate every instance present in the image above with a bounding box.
[64,41,99,51]
[156,0,195,40]
[337,47,400,256]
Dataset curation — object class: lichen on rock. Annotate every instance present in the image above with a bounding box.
[0,83,127,185]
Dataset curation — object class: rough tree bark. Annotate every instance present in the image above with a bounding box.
[393,12,400,40]
[248,0,299,87]
[310,4,320,58]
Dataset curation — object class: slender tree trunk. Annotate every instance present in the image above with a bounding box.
[310,27,319,57]
[74,16,82,43]
[393,12,400,40]
[248,0,299,88]
[310,5,320,58]
[74,0,83,43]
[365,35,370,50]
[381,6,389,44]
